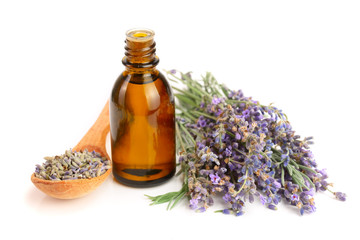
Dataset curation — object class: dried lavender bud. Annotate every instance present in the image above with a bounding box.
[34,149,110,181]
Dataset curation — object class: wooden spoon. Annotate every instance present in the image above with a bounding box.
[31,100,111,199]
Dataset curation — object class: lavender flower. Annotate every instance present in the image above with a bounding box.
[209,173,221,184]
[147,71,346,216]
[335,192,346,201]
[212,97,222,105]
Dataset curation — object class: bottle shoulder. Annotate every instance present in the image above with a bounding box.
[110,69,174,113]
[112,70,172,95]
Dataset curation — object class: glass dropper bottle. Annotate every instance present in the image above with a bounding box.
[110,28,176,187]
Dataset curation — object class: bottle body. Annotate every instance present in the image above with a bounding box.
[110,29,175,187]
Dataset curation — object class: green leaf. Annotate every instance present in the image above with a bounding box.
[299,171,316,189]
[287,165,293,176]
[290,159,299,169]
[175,94,199,108]
[178,121,196,145]
[146,184,188,211]
[220,84,229,98]
[145,191,179,205]
[168,189,187,210]
[298,164,317,174]
[173,86,203,101]
[191,110,217,120]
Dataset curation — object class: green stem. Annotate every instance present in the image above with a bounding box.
[290,159,300,169]
[325,187,335,194]
[260,151,271,161]
[176,113,195,122]
[298,164,317,174]
[178,77,213,100]
[234,148,249,158]
[178,122,196,145]
[299,171,315,189]
[176,122,186,152]
[191,110,217,120]
[181,72,203,88]
[219,84,229,98]
[175,94,199,108]
[226,130,235,138]
[177,105,197,121]
[167,183,188,210]
[169,190,186,210]
[234,169,248,195]
[173,86,203,101]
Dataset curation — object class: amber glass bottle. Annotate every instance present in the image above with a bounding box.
[110,28,175,187]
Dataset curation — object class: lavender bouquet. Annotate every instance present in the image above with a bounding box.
[146,71,346,216]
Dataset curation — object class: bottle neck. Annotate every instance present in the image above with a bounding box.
[122,29,159,71]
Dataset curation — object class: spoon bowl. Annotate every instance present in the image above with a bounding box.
[31,101,111,199]
[30,169,111,199]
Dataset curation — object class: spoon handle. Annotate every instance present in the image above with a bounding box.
[73,100,110,159]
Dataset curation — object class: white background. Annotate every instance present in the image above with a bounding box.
[0,0,359,239]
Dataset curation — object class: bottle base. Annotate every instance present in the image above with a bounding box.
[113,168,175,188]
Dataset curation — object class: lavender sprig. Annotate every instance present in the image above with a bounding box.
[147,70,346,216]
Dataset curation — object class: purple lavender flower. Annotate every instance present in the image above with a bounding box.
[223,193,232,203]
[178,155,186,163]
[300,204,316,215]
[198,146,219,165]
[189,198,199,210]
[259,195,267,205]
[223,209,231,214]
[228,89,244,100]
[160,71,346,216]
[268,204,277,210]
[197,116,208,128]
[303,188,315,196]
[318,168,328,179]
[290,194,299,202]
[335,192,346,201]
[196,207,206,213]
[235,211,244,216]
[224,147,232,157]
[212,97,222,105]
[209,173,221,185]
